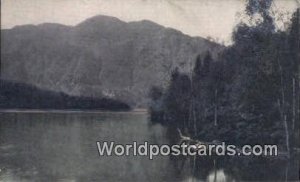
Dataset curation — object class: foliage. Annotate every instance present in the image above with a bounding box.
[149,5,299,149]
[0,79,130,111]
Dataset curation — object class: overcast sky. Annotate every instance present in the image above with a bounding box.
[1,0,298,44]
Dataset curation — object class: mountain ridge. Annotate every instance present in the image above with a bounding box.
[1,15,224,107]
[2,15,222,44]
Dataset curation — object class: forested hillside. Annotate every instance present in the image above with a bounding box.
[0,80,130,111]
[150,2,299,152]
[1,16,222,107]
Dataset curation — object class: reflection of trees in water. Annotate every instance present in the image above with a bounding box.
[168,147,298,181]
[163,125,299,181]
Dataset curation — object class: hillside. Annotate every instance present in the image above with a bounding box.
[0,79,130,110]
[1,15,224,107]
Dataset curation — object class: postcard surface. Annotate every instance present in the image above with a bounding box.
[0,0,299,181]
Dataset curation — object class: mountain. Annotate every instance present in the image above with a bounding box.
[1,15,224,107]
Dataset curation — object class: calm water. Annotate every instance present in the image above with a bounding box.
[0,112,298,182]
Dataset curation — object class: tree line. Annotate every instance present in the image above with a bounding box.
[0,79,130,111]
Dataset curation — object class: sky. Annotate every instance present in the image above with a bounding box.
[1,0,298,44]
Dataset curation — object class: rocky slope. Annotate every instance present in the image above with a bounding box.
[1,15,223,107]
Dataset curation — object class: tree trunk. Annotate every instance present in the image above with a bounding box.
[292,78,296,130]
[214,89,218,126]
[283,115,290,157]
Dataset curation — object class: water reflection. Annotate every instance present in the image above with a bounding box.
[0,112,176,182]
[0,112,298,182]
[207,169,227,182]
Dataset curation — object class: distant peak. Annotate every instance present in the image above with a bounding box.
[10,24,37,30]
[76,15,125,27]
[137,20,160,26]
[128,19,163,28]
[38,23,70,28]
[7,23,70,32]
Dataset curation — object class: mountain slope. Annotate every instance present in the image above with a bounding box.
[0,80,130,110]
[1,15,224,107]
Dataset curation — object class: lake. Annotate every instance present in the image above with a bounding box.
[0,112,298,182]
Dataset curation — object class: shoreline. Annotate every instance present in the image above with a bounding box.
[0,108,148,114]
